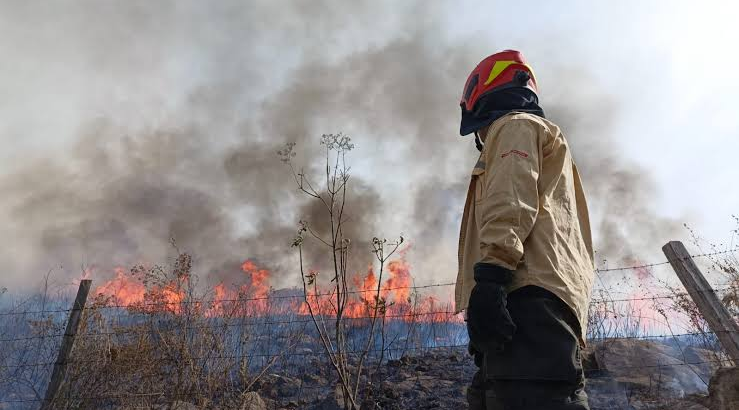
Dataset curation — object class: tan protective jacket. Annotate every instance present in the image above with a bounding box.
[455,112,594,343]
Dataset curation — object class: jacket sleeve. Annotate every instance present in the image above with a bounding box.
[476,118,541,270]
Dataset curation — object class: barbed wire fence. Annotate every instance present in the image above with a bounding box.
[0,247,736,408]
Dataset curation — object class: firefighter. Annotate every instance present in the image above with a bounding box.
[456,50,595,409]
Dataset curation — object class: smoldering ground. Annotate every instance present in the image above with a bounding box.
[0,1,681,293]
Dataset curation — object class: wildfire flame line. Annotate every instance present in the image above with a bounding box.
[2,286,731,318]
[90,257,456,322]
[91,281,455,307]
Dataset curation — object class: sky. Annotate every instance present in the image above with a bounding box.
[452,1,739,240]
[0,0,737,293]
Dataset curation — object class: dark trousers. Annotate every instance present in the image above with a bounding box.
[467,286,589,410]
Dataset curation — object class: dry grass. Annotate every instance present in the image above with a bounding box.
[2,252,309,409]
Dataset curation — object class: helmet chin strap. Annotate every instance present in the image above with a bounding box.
[474,131,484,152]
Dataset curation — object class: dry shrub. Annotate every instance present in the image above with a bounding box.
[47,252,305,409]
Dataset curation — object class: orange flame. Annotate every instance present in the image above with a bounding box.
[92,266,186,314]
[94,267,146,306]
[241,259,270,313]
[91,253,460,323]
[300,257,460,323]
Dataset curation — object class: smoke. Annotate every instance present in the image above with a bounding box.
[0,1,682,292]
[542,67,683,268]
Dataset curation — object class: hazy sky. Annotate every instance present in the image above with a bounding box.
[0,1,737,291]
[453,1,739,242]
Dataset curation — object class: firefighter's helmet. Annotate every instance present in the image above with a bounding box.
[460,50,538,136]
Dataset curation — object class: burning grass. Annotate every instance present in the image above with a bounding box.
[0,251,465,409]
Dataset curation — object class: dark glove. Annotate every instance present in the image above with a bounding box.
[466,262,516,354]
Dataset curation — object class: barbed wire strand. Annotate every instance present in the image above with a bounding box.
[0,310,466,343]
[0,277,733,318]
[3,327,736,371]
[1,246,736,318]
[594,247,739,273]
[0,285,735,343]
[0,294,731,344]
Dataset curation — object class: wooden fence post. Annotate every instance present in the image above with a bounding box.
[662,241,739,363]
[40,279,92,410]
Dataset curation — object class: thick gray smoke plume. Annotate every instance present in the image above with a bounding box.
[0,1,681,292]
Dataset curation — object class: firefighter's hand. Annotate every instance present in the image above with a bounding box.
[466,263,516,353]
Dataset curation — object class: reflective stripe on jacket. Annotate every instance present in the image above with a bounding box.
[455,112,594,343]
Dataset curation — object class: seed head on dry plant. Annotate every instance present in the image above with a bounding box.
[281,133,401,410]
[684,218,739,316]
[606,219,739,390]
[678,222,739,326]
